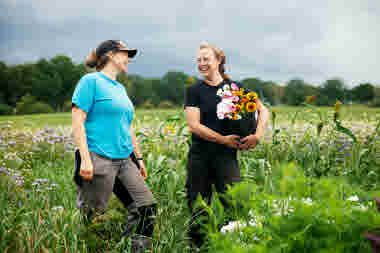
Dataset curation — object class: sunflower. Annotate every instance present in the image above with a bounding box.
[246,92,258,101]
[234,104,242,114]
[246,102,257,112]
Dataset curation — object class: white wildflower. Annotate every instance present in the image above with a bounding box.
[347,196,359,202]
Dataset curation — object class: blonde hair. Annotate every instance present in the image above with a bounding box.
[199,42,230,80]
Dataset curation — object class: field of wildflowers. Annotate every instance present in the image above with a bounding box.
[1,105,380,252]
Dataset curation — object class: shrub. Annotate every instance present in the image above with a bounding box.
[0,103,13,115]
[142,100,155,109]
[62,100,73,112]
[16,94,55,115]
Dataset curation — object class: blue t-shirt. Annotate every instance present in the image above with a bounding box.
[72,72,134,159]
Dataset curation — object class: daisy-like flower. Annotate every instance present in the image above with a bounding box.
[347,195,359,202]
[216,88,224,97]
[246,102,257,112]
[163,125,176,136]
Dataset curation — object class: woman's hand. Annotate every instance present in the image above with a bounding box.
[80,159,94,181]
[222,135,241,149]
[139,160,148,179]
[239,134,260,151]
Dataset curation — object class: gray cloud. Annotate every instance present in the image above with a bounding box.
[1,0,379,86]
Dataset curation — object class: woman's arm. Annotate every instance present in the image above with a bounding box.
[72,106,93,180]
[239,99,270,150]
[130,125,147,179]
[185,107,241,149]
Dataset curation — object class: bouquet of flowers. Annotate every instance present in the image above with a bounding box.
[216,82,258,137]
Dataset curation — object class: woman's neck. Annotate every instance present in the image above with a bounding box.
[100,65,118,81]
[204,72,223,86]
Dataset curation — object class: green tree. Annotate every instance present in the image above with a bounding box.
[283,79,317,106]
[318,79,346,106]
[351,83,375,103]
[159,71,188,105]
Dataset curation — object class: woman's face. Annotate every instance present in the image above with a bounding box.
[110,51,131,73]
[197,48,220,79]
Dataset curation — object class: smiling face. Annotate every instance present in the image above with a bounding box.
[110,51,131,73]
[197,47,221,79]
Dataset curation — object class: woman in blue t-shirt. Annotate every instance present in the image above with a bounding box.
[72,40,155,249]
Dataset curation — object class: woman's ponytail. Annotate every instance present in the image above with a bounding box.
[85,49,98,68]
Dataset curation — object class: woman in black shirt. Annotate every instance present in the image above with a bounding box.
[184,42,269,248]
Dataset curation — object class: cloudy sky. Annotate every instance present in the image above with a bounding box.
[1,0,379,86]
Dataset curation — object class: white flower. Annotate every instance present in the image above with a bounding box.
[52,206,64,212]
[217,111,225,119]
[216,88,224,97]
[221,221,245,233]
[223,84,230,91]
[220,219,262,233]
[347,196,359,202]
[302,197,313,206]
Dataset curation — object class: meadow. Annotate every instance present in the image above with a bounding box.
[1,105,380,253]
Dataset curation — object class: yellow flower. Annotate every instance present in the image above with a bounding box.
[247,92,258,101]
[231,113,238,120]
[235,104,242,114]
[246,102,257,112]
[233,90,243,97]
[334,100,342,113]
[163,125,176,135]
[305,95,316,104]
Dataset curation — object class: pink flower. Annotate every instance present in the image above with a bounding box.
[231,83,239,91]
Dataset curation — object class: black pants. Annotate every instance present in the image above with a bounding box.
[185,143,240,247]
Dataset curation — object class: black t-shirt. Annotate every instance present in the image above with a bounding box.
[184,79,244,150]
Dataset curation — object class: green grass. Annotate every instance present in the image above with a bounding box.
[1,105,380,252]
[1,105,379,130]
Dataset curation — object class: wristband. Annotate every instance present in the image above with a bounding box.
[136,157,144,161]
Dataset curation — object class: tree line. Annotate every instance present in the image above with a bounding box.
[0,55,379,115]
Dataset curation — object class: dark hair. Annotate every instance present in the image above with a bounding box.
[199,42,230,80]
[85,45,114,71]
[85,40,133,71]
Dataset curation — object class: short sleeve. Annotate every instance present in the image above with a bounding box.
[184,85,200,108]
[72,75,95,113]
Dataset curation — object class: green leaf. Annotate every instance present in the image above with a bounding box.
[335,121,357,143]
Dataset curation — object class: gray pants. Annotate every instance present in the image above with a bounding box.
[76,151,156,216]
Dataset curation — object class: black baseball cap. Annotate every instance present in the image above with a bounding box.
[96,40,137,58]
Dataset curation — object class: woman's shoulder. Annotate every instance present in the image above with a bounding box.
[186,80,203,91]
[78,72,99,84]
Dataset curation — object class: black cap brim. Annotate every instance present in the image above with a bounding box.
[120,48,137,58]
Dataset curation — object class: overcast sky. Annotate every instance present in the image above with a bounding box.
[1,0,379,86]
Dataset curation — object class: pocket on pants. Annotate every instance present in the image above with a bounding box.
[90,151,112,175]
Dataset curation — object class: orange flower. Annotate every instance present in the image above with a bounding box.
[240,98,249,105]
[231,113,238,120]
[246,102,257,112]
[305,95,316,104]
